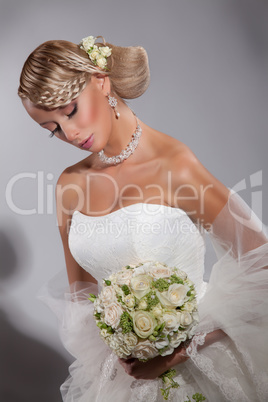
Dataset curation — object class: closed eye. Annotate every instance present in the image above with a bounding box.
[67,104,77,118]
[48,103,77,138]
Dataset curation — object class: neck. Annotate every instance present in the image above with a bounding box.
[102,101,138,157]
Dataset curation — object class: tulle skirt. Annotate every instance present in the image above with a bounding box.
[39,241,268,402]
[39,190,268,401]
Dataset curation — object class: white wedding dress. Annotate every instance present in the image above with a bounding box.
[40,191,268,402]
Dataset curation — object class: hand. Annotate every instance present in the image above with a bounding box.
[119,356,168,380]
[118,345,189,380]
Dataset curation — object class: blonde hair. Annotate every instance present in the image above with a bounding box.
[18,37,150,108]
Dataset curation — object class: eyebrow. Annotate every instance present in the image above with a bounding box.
[39,103,74,126]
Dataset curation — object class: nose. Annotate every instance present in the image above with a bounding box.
[61,122,79,142]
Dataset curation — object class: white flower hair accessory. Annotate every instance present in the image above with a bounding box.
[80,36,112,71]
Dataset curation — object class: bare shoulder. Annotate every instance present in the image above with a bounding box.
[56,156,94,216]
[159,137,230,226]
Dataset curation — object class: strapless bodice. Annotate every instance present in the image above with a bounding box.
[68,203,206,299]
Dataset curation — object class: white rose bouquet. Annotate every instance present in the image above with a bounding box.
[89,261,200,400]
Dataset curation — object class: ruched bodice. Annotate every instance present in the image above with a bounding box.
[68,203,207,299]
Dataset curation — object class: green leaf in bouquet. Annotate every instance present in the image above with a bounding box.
[188,294,196,302]
[121,284,130,295]
[158,346,169,355]
[144,291,160,310]
[120,311,133,333]
[94,312,101,320]
[106,326,114,334]
[184,393,206,402]
[153,322,165,337]
[153,278,170,292]
[170,274,184,285]
[88,293,97,302]
[103,279,111,286]
[117,295,123,304]
[192,393,206,401]
[97,321,107,329]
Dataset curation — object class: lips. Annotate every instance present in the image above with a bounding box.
[79,134,94,149]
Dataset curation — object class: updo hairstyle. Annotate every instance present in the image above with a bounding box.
[18,37,150,109]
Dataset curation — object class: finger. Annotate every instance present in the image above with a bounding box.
[119,357,135,364]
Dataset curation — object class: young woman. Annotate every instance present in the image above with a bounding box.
[18,36,268,401]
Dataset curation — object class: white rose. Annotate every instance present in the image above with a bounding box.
[160,345,175,356]
[132,265,148,277]
[155,337,174,356]
[155,337,169,350]
[182,301,196,313]
[99,286,116,307]
[169,331,187,348]
[99,46,112,57]
[81,36,96,51]
[89,45,99,58]
[132,340,159,360]
[108,273,117,283]
[150,264,172,279]
[179,311,193,326]
[130,274,152,299]
[132,310,156,338]
[123,294,135,309]
[115,269,133,286]
[104,302,123,329]
[151,304,163,319]
[174,268,188,280]
[162,311,180,331]
[168,284,189,306]
[157,284,189,308]
[114,284,124,297]
[138,299,148,310]
[96,55,107,69]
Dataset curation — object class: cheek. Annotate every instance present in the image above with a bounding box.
[80,92,110,128]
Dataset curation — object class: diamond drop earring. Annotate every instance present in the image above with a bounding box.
[107,93,120,119]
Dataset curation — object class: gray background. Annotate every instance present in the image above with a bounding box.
[1,0,268,400]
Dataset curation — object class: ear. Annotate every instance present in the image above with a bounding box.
[91,74,111,95]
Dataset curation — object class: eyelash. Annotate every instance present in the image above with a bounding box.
[48,104,78,138]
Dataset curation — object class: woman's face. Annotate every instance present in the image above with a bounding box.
[22,75,113,152]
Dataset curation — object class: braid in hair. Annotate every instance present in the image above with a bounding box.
[18,37,150,108]
[18,40,108,108]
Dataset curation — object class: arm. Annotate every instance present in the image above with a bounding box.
[119,329,226,380]
[120,147,267,380]
[56,171,97,286]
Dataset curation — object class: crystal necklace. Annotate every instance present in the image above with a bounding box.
[98,112,142,166]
